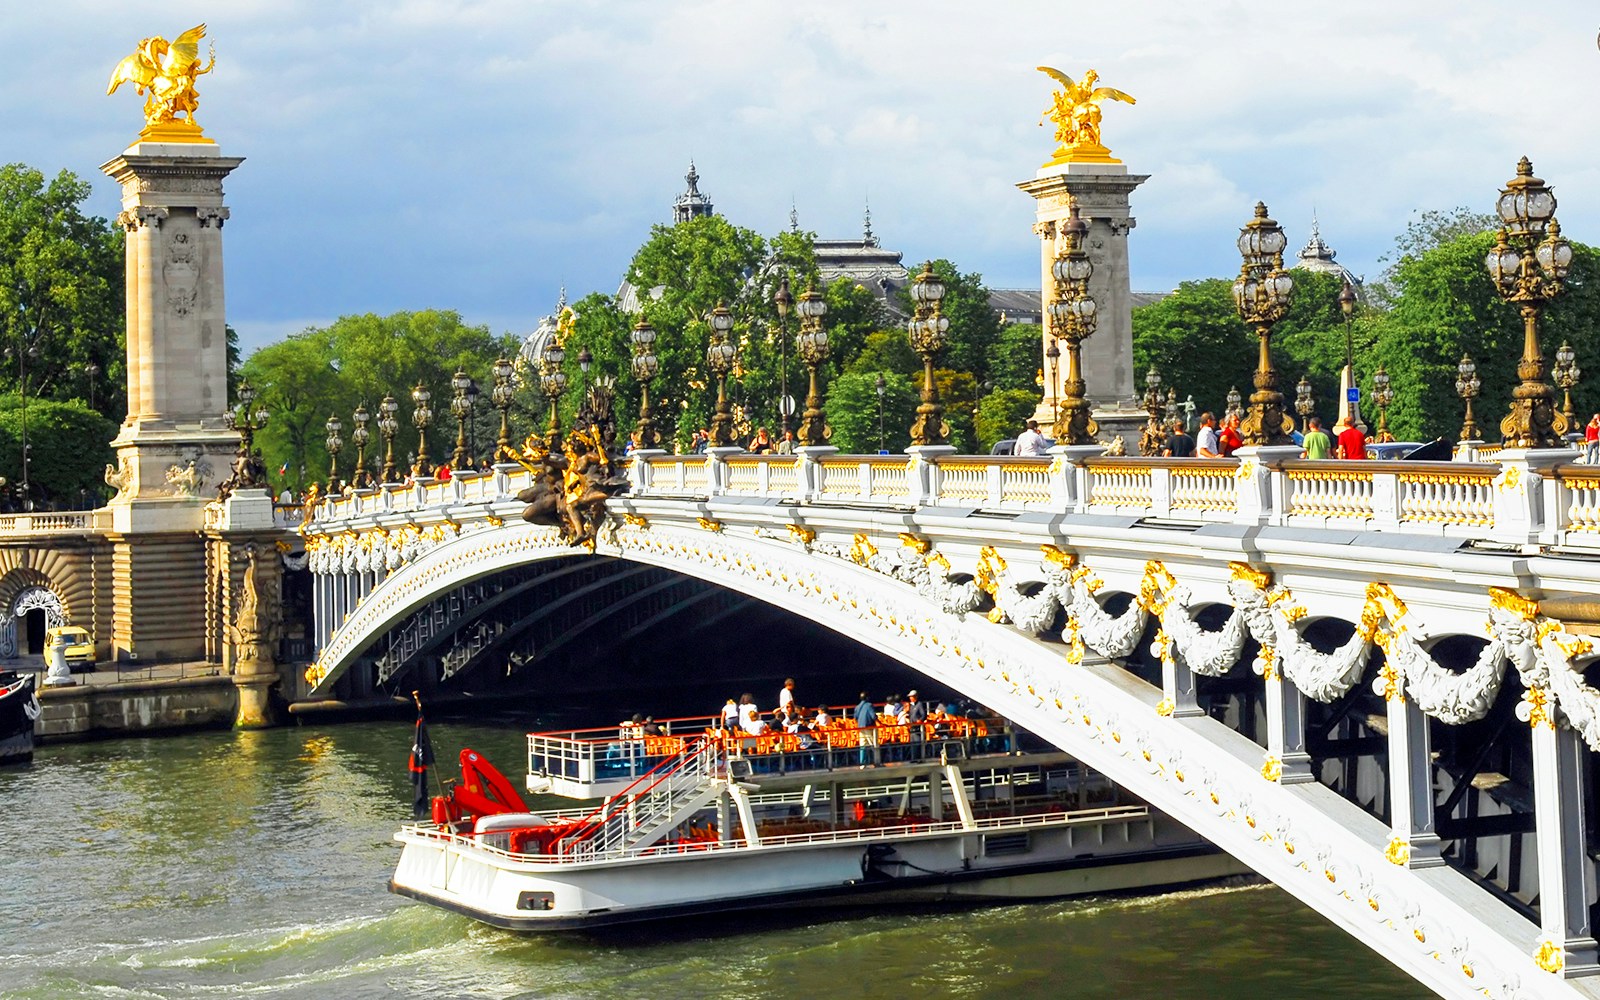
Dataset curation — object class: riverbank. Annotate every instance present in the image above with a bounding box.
[31,661,239,742]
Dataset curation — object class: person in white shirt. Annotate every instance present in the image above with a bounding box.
[720,698,739,730]
[1195,412,1221,458]
[1013,420,1049,456]
[813,707,832,727]
[740,703,768,736]
[778,678,796,713]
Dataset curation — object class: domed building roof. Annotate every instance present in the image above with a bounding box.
[1292,215,1361,289]
[519,287,567,367]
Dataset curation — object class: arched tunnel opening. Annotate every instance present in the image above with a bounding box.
[330,556,971,724]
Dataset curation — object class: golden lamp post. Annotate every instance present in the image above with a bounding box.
[1484,158,1573,449]
[631,319,662,450]
[1048,199,1099,445]
[705,303,739,448]
[538,338,568,451]
[794,283,832,447]
[350,402,374,489]
[907,262,951,447]
[450,369,473,470]
[1231,203,1295,446]
[409,382,433,476]
[490,356,516,461]
[1553,341,1581,434]
[377,395,400,483]
[1371,367,1396,443]
[1456,354,1482,442]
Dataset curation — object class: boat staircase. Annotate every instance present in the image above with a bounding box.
[555,736,730,860]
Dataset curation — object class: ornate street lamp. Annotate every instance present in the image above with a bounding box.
[410,382,433,476]
[539,337,568,450]
[490,356,515,461]
[1231,202,1295,445]
[1294,376,1315,427]
[84,361,101,412]
[450,369,473,470]
[1456,354,1482,442]
[377,395,400,482]
[1553,341,1581,434]
[466,378,480,464]
[222,378,270,491]
[1047,200,1099,445]
[875,373,887,453]
[350,402,373,489]
[631,319,662,450]
[1225,386,1243,422]
[706,303,738,447]
[1486,158,1573,448]
[1372,367,1395,443]
[1164,387,1179,427]
[794,282,831,447]
[324,413,343,491]
[908,261,951,446]
[774,276,794,436]
[1140,367,1165,456]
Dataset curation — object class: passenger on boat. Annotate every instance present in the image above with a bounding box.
[854,692,879,766]
[720,698,739,729]
[813,706,832,728]
[740,703,770,736]
[907,691,927,748]
[642,716,664,736]
[778,677,796,713]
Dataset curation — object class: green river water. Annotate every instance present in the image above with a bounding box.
[0,720,1429,998]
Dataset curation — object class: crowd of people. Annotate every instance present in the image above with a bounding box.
[1156,410,1371,460]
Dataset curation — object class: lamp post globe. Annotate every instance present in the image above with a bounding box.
[1231,202,1294,446]
[907,261,951,447]
[631,319,662,450]
[705,303,739,448]
[794,282,831,447]
[410,382,434,476]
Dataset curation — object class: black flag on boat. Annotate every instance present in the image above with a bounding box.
[409,693,435,820]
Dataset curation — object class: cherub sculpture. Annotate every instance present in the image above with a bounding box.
[107,24,215,130]
[1037,67,1135,156]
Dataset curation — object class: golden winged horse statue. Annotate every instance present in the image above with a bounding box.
[107,24,215,136]
[1037,66,1135,165]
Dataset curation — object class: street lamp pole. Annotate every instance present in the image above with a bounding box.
[774,277,793,436]
[324,413,343,492]
[450,369,472,470]
[631,319,661,450]
[706,303,739,448]
[377,395,400,483]
[491,356,516,461]
[907,262,950,447]
[410,382,433,476]
[1140,367,1165,456]
[1231,202,1295,446]
[350,402,373,489]
[1553,342,1581,436]
[1047,199,1099,445]
[794,283,831,447]
[1372,367,1395,443]
[539,338,568,451]
[1456,354,1482,442]
[875,373,886,453]
[1485,157,1572,449]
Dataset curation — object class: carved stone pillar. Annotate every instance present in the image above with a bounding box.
[1532,719,1600,976]
[1263,672,1313,783]
[1384,689,1443,868]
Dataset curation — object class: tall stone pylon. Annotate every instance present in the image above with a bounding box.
[99,136,245,661]
[1019,68,1149,445]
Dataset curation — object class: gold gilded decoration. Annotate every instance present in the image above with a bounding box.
[898,532,931,554]
[1489,586,1540,621]
[1523,686,1554,729]
[975,546,1006,598]
[107,24,216,141]
[623,513,649,529]
[787,524,816,545]
[1497,464,1524,494]
[849,533,878,565]
[696,517,723,533]
[1535,939,1566,974]
[1155,698,1175,717]
[1229,561,1274,592]
[1384,836,1411,866]
[1378,662,1402,703]
[1260,755,1282,782]
[1040,543,1075,571]
[1036,67,1135,166]
[1064,614,1086,665]
[515,395,630,549]
[1139,560,1176,615]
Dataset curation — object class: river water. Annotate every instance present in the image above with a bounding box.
[0,721,1428,999]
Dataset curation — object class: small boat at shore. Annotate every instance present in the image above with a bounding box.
[389,708,1243,930]
[0,671,39,765]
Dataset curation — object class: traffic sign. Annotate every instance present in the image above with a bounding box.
[1346,387,1360,403]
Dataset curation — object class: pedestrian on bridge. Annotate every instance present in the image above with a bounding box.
[1163,420,1195,458]
[1013,420,1048,456]
[1301,417,1331,460]
[1585,414,1599,463]
[1196,413,1221,458]
[1336,418,1367,460]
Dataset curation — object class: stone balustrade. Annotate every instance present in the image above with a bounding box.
[298,447,1600,555]
[0,510,104,535]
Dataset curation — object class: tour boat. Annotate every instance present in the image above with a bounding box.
[389,709,1241,930]
[0,671,39,765]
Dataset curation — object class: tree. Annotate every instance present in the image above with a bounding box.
[241,311,518,489]
[976,389,1041,452]
[0,164,125,420]
[0,395,115,507]
[1369,206,1497,308]
[824,371,917,454]
[843,330,920,379]
[988,323,1043,393]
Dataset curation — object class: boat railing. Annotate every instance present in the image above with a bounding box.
[553,736,724,860]
[527,711,1015,793]
[401,801,1152,865]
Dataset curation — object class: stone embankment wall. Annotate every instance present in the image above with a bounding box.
[36,674,236,741]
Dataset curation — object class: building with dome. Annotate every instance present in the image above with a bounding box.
[1292,215,1362,289]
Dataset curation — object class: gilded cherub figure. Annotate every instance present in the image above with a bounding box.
[1037,66,1135,159]
[108,24,215,130]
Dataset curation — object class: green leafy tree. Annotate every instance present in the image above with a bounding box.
[988,323,1044,393]
[241,310,518,489]
[936,369,980,453]
[0,164,125,419]
[1132,279,1255,419]
[0,395,115,506]
[976,389,1041,452]
[843,330,920,379]
[823,371,917,453]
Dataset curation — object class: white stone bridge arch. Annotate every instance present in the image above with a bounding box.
[300,451,1600,999]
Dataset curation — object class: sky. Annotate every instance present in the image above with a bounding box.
[6,1,1600,356]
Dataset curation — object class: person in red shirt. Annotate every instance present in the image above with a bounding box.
[1585,414,1599,464]
[1217,413,1243,457]
[1336,419,1367,460]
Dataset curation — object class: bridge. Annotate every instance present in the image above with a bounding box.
[301,444,1600,999]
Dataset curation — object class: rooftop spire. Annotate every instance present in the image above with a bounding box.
[672,161,714,224]
[790,198,799,233]
[863,199,875,246]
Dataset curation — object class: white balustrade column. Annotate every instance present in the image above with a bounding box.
[1233,445,1298,525]
[629,450,665,493]
[1264,673,1313,783]
[1532,719,1600,975]
[1385,691,1443,868]
[906,445,954,505]
[1150,466,1172,519]
[793,445,838,501]
[1371,469,1401,530]
[1049,444,1103,512]
[1492,448,1578,548]
[705,447,741,496]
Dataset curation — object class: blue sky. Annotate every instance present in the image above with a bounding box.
[8,2,1600,355]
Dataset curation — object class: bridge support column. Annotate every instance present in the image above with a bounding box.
[1264,673,1313,783]
[1385,693,1443,868]
[1161,650,1203,718]
[792,446,838,501]
[905,446,954,505]
[1532,721,1600,976]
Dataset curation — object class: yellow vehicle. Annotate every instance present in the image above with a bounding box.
[45,626,95,668]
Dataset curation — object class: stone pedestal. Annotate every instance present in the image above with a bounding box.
[1492,447,1580,548]
[1018,163,1148,422]
[101,140,244,505]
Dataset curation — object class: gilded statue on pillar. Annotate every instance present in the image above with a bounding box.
[1037,67,1135,166]
[107,24,216,141]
